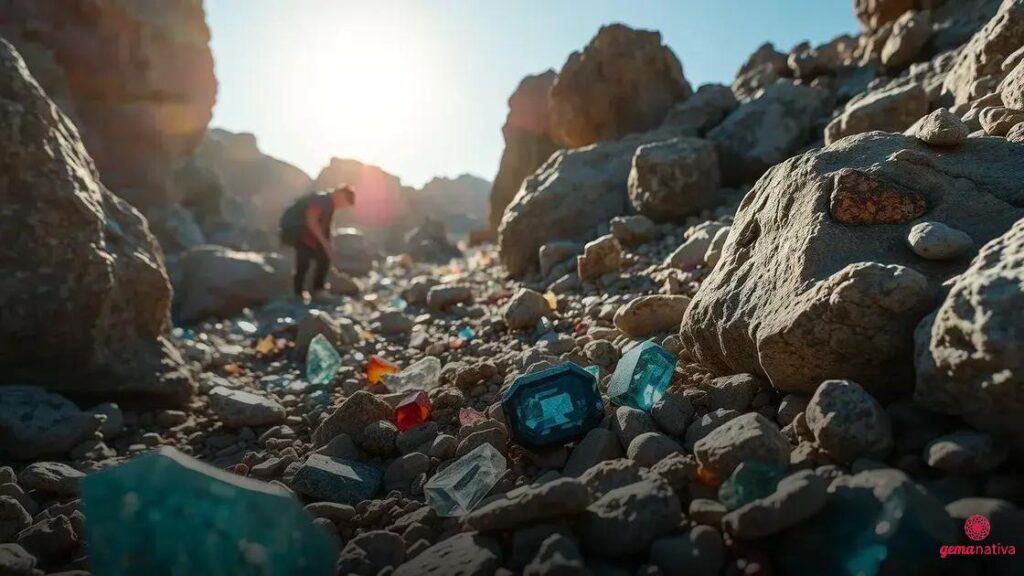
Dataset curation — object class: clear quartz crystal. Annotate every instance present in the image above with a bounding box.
[424,443,506,517]
[305,334,341,386]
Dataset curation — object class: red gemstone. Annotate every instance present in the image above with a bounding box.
[395,391,432,431]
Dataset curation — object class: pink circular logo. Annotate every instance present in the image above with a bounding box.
[964,515,991,541]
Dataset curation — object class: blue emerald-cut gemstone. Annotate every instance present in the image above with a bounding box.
[501,362,605,450]
[81,447,337,576]
[607,341,676,411]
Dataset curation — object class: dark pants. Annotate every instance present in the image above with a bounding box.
[294,243,330,295]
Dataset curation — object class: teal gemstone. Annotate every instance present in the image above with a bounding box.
[583,365,601,379]
[718,461,787,510]
[607,341,676,411]
[290,454,382,505]
[501,363,605,450]
[306,334,341,386]
[81,447,337,576]
[424,443,506,517]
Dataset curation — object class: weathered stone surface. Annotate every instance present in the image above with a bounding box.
[563,428,624,477]
[805,380,893,463]
[666,221,729,271]
[733,43,789,102]
[881,9,931,69]
[825,80,928,145]
[915,220,1024,449]
[175,246,289,323]
[504,289,550,331]
[627,137,720,221]
[312,391,394,447]
[694,413,790,480]
[907,221,974,260]
[613,295,691,337]
[498,130,660,275]
[914,107,970,146]
[0,387,103,460]
[708,81,825,185]
[943,0,1024,104]
[979,105,1024,135]
[609,215,656,247]
[549,24,691,148]
[855,0,917,31]
[0,39,191,403]
[488,71,559,234]
[650,526,723,576]
[681,132,1024,395]
[0,0,216,231]
[393,532,501,576]
[576,235,622,282]
[208,386,286,428]
[580,479,680,558]
[924,431,1008,473]
[662,83,738,136]
[465,478,590,531]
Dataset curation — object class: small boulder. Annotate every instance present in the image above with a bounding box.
[924,431,1008,474]
[580,479,681,558]
[907,221,974,260]
[805,380,893,464]
[627,137,720,222]
[613,295,691,337]
[208,386,286,428]
[311,391,394,447]
[693,413,790,480]
[576,235,622,282]
[504,289,550,331]
[913,108,969,146]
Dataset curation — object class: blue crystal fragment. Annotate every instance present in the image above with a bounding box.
[502,363,604,450]
[607,341,676,411]
[81,447,337,576]
[290,454,382,505]
[458,326,476,341]
[306,334,341,386]
[718,461,787,510]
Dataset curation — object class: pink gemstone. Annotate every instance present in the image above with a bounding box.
[459,407,486,427]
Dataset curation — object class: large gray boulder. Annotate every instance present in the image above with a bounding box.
[680,132,1024,396]
[915,219,1024,450]
[627,137,720,222]
[708,81,826,185]
[498,131,665,275]
[824,79,928,145]
[0,38,191,403]
[175,246,290,323]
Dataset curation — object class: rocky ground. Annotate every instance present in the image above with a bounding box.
[4,0,1024,575]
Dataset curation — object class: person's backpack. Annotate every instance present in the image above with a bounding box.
[279,191,326,246]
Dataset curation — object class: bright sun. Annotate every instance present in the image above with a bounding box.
[270,2,447,168]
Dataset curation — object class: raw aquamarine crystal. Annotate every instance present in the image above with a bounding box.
[718,461,787,510]
[81,447,337,576]
[381,356,442,392]
[305,334,341,386]
[424,443,506,517]
[607,341,676,411]
[290,454,382,505]
[502,362,605,449]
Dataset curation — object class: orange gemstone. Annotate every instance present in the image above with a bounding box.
[366,355,399,385]
[395,391,432,431]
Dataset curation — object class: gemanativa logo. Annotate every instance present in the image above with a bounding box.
[939,514,1017,559]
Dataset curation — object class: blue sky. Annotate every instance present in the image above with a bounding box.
[206,1,857,187]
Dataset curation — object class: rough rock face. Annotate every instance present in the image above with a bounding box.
[548,24,691,148]
[708,81,826,186]
[680,132,1024,396]
[854,0,918,32]
[498,131,663,275]
[627,137,720,222]
[0,39,190,403]
[488,71,559,234]
[189,129,313,239]
[915,219,1024,449]
[943,0,1024,104]
[0,0,216,222]
[733,43,789,102]
[824,79,929,145]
